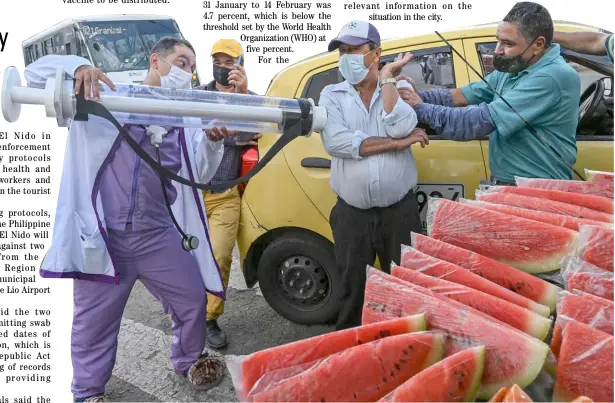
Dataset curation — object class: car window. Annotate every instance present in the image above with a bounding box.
[302,45,457,105]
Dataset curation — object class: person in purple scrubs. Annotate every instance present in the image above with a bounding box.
[25,38,235,402]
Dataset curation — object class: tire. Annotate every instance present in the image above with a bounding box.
[257,232,341,325]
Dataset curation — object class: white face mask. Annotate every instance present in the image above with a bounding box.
[155,56,193,89]
[339,49,376,85]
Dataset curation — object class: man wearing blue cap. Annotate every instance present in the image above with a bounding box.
[320,21,430,330]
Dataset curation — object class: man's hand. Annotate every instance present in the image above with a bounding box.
[236,133,263,146]
[399,87,423,106]
[228,64,248,94]
[396,75,417,90]
[396,128,429,149]
[74,65,116,101]
[205,127,239,142]
[380,52,413,80]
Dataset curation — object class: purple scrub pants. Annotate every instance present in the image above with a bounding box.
[70,225,206,398]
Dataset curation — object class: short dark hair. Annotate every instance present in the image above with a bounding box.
[503,2,553,46]
[368,41,379,51]
[151,37,196,58]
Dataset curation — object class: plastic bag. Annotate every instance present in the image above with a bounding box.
[225,315,429,401]
[390,262,552,340]
[550,291,614,358]
[585,169,614,184]
[475,190,613,224]
[426,197,579,274]
[461,197,613,232]
[377,345,485,402]
[478,184,614,215]
[576,224,614,272]
[561,255,614,300]
[409,232,558,315]
[363,268,549,399]
[515,176,614,199]
[247,331,446,402]
[553,320,613,402]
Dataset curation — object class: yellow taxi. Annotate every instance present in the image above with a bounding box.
[237,21,614,325]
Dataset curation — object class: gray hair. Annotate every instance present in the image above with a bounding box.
[151,37,196,58]
[503,2,553,46]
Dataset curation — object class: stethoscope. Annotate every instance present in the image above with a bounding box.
[146,124,200,252]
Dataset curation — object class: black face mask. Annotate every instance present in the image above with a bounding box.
[492,39,537,73]
[213,65,232,86]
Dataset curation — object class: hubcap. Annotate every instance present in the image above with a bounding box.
[278,255,330,310]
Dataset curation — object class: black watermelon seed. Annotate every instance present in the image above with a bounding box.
[399,359,407,364]
[402,349,409,355]
[394,363,401,370]
[383,377,387,383]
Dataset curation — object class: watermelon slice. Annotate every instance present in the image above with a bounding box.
[586,169,614,183]
[561,256,614,300]
[377,345,485,402]
[248,332,445,402]
[226,315,427,400]
[576,225,614,272]
[427,198,578,274]
[391,264,552,340]
[461,198,612,232]
[503,384,533,402]
[553,321,614,402]
[475,191,613,224]
[515,177,614,199]
[410,233,557,314]
[363,268,549,398]
[550,291,614,358]
[481,185,614,214]
[489,388,510,402]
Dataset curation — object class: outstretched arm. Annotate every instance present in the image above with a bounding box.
[553,31,610,56]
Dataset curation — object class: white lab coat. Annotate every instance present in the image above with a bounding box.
[25,55,226,297]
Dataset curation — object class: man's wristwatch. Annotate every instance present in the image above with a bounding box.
[379,77,397,87]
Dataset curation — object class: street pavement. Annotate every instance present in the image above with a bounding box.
[105,246,333,402]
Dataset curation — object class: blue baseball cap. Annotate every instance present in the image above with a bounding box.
[328,20,381,52]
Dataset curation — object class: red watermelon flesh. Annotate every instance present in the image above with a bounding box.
[391,265,552,340]
[586,169,614,184]
[427,198,578,274]
[248,332,445,402]
[475,192,613,224]
[377,345,485,402]
[410,233,556,314]
[550,292,614,358]
[553,321,614,402]
[482,185,614,215]
[515,177,614,199]
[577,225,614,272]
[363,269,549,399]
[230,315,427,400]
[571,289,615,309]
[462,198,612,232]
[562,257,614,300]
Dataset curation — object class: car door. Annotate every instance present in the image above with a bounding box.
[284,40,488,232]
[464,38,614,179]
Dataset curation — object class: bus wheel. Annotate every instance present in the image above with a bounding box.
[257,232,340,325]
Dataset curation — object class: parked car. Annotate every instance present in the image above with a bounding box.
[237,21,614,325]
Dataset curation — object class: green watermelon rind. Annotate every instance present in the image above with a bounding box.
[477,336,549,399]
[464,345,487,402]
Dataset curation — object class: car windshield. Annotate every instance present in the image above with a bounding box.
[78,19,182,73]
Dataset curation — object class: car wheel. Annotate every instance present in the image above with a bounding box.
[257,232,340,325]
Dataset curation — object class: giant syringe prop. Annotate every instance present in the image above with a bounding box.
[1,66,327,134]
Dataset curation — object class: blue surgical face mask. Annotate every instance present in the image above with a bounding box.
[339,49,376,85]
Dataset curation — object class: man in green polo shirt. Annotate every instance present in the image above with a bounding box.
[398,1,580,185]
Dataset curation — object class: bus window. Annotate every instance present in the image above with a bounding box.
[77,19,182,73]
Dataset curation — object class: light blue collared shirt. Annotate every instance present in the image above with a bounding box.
[319,80,419,209]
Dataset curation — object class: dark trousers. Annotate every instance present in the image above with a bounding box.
[330,190,422,330]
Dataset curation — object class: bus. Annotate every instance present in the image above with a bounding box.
[22,14,201,87]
